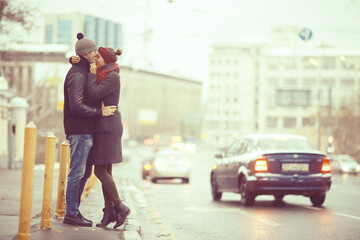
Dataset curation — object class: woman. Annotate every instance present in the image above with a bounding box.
[74,47,131,229]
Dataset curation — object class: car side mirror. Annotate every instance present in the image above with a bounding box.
[215,153,224,159]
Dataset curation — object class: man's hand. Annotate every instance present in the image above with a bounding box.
[71,55,80,64]
[102,104,117,117]
[90,62,97,74]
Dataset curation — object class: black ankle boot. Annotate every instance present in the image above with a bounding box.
[113,202,131,229]
[96,207,117,228]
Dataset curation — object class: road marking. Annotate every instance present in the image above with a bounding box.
[304,206,322,211]
[333,190,360,196]
[334,212,360,221]
[184,206,281,226]
[304,206,360,221]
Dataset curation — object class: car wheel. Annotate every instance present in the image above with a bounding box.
[182,178,189,184]
[151,178,157,183]
[310,192,326,207]
[274,194,284,202]
[211,175,222,201]
[239,177,255,206]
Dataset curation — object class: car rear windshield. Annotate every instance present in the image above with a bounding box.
[257,137,314,151]
[157,152,186,161]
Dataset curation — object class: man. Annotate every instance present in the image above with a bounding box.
[63,33,116,227]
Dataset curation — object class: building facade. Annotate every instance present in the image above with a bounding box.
[204,43,360,150]
[1,43,203,159]
[119,67,203,142]
[44,13,124,52]
[259,47,360,151]
[204,44,260,147]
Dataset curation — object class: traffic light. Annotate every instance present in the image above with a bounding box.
[327,136,335,153]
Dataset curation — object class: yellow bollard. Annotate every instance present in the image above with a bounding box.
[40,133,56,229]
[17,122,37,240]
[55,141,69,217]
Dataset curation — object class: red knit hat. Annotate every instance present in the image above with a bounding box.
[98,47,116,64]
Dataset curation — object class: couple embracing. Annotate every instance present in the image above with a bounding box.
[63,33,130,229]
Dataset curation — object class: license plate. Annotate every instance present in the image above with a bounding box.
[282,163,309,172]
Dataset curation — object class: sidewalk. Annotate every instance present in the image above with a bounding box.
[0,163,142,240]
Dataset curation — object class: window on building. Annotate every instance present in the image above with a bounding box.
[28,67,32,93]
[8,67,14,88]
[57,19,72,45]
[284,58,297,70]
[322,57,336,69]
[45,24,53,43]
[340,56,355,69]
[303,78,315,86]
[284,78,298,86]
[302,57,318,69]
[266,117,277,128]
[85,15,97,41]
[267,60,279,70]
[275,89,311,106]
[267,78,279,85]
[18,68,23,93]
[283,117,296,128]
[302,117,314,127]
[341,78,355,87]
[1,109,7,120]
[320,78,335,86]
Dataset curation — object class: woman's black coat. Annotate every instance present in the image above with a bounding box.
[87,70,123,165]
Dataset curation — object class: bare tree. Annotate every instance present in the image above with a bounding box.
[332,104,360,160]
[0,0,37,43]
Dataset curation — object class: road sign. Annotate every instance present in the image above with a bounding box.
[299,28,313,41]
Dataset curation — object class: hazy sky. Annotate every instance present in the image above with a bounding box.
[33,0,360,79]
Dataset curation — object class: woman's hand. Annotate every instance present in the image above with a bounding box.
[71,55,80,64]
[101,102,117,116]
[90,62,97,74]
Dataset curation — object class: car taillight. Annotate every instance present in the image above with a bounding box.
[254,156,268,172]
[321,156,331,173]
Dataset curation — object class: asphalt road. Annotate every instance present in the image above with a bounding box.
[123,145,360,240]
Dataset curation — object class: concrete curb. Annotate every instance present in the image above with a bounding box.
[118,177,142,239]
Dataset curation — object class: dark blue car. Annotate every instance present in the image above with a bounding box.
[210,133,332,206]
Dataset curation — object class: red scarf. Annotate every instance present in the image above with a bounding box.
[96,63,119,83]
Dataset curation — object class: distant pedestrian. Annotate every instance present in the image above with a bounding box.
[70,46,131,229]
[63,33,116,227]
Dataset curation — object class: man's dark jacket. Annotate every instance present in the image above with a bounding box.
[63,56,102,135]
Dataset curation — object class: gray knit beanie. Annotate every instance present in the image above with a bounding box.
[75,33,97,55]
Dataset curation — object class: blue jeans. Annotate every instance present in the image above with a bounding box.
[65,134,93,215]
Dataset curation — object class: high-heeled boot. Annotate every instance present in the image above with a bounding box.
[96,207,117,228]
[113,202,131,229]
